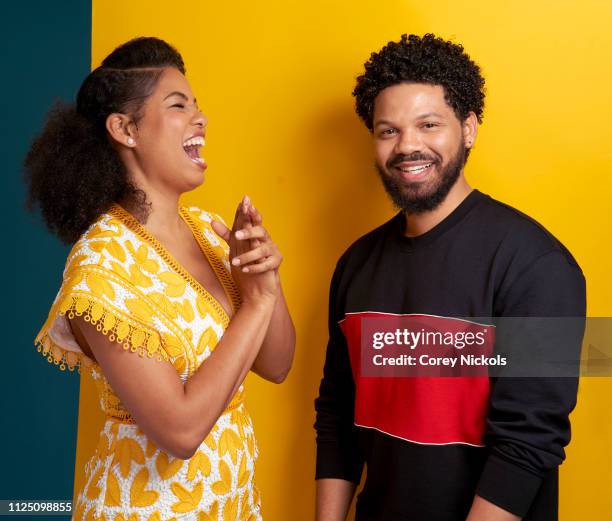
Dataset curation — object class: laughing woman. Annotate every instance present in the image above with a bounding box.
[24,37,295,520]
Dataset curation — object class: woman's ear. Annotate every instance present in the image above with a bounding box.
[462,111,478,149]
[105,113,137,148]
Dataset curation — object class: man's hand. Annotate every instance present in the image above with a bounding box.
[316,479,356,521]
[465,495,521,521]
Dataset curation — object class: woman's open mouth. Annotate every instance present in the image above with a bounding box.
[182,136,206,169]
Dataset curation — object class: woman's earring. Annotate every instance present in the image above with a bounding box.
[127,137,135,146]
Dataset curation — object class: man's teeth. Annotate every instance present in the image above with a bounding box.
[182,136,205,148]
[399,162,433,173]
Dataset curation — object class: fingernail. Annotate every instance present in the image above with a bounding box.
[244,195,251,206]
[235,230,244,239]
[242,267,249,273]
[232,258,240,266]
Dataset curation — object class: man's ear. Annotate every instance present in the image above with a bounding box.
[105,113,137,148]
[462,111,478,149]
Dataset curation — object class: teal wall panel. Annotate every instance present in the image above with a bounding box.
[1,1,92,517]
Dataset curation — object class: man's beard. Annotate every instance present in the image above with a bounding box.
[376,143,466,214]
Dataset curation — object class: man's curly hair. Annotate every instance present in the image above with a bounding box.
[353,33,485,130]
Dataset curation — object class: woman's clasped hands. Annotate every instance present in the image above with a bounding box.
[211,195,282,305]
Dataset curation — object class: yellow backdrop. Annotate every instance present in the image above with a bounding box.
[75,1,612,519]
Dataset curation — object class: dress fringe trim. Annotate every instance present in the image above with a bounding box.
[34,292,171,373]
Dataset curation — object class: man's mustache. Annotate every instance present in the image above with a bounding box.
[388,154,439,168]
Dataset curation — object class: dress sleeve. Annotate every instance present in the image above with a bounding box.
[34,255,178,374]
[476,250,586,516]
[314,259,365,483]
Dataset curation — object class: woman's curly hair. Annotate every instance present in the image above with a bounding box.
[353,33,485,131]
[24,37,185,244]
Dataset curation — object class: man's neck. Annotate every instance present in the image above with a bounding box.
[403,176,473,237]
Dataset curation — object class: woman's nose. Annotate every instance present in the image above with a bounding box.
[192,108,208,128]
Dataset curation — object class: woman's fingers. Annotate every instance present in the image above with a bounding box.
[248,204,263,226]
[231,244,275,267]
[232,199,245,229]
[233,201,251,234]
[230,197,255,258]
[226,197,280,274]
[240,255,282,274]
[235,225,268,241]
[211,219,230,243]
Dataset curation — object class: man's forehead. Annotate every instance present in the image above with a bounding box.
[373,83,451,120]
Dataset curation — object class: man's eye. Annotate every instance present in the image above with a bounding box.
[381,128,396,136]
[171,103,185,109]
[423,122,438,129]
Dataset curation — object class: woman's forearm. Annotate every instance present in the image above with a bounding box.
[182,296,276,451]
[250,281,295,383]
[70,295,275,460]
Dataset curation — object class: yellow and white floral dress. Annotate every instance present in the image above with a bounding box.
[34,203,261,521]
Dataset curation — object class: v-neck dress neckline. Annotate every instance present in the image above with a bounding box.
[108,203,240,328]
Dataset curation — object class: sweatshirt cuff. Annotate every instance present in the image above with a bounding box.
[315,442,363,484]
[475,453,543,517]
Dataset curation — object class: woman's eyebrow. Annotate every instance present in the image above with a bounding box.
[163,91,189,101]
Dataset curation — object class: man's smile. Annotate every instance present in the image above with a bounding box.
[393,161,436,180]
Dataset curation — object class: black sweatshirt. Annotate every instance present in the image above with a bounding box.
[314,189,586,521]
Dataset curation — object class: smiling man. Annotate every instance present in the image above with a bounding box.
[314,34,586,521]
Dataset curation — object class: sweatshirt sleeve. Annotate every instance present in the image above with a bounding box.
[314,259,364,483]
[476,250,586,517]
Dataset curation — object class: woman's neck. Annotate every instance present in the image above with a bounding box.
[119,185,184,239]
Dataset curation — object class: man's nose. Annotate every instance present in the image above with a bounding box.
[394,129,422,155]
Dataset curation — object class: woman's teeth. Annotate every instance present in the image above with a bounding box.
[183,136,205,148]
[399,162,433,174]
[182,136,206,167]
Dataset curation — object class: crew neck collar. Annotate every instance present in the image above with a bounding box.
[393,189,487,251]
